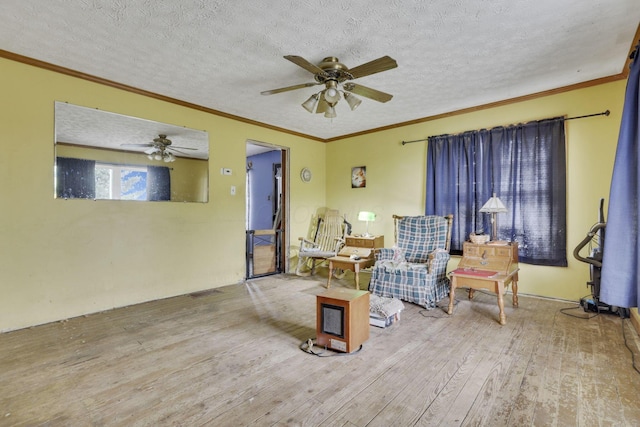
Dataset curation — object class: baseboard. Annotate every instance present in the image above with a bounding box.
[630,308,640,337]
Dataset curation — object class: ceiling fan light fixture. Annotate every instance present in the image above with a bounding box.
[324,105,337,118]
[324,82,341,104]
[343,92,362,111]
[262,55,397,120]
[301,93,319,113]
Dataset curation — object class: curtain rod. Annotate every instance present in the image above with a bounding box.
[401,110,610,145]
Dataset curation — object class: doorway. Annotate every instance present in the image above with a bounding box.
[245,140,288,279]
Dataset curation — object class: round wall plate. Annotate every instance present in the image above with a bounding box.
[300,167,312,183]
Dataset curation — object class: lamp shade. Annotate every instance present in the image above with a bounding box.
[358,211,376,236]
[324,105,337,118]
[344,92,362,111]
[479,193,508,213]
[301,93,319,113]
[358,211,376,222]
[479,193,507,241]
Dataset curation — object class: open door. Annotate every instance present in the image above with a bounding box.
[245,141,288,279]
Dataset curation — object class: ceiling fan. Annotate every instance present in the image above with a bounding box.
[261,55,398,118]
[121,134,196,162]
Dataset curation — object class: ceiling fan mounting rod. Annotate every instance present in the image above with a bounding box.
[314,57,354,84]
[154,134,172,146]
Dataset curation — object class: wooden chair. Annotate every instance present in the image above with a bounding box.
[296,209,349,276]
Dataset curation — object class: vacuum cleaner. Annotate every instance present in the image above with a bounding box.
[572,199,629,317]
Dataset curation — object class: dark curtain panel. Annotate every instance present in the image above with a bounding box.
[601,44,640,309]
[55,157,96,199]
[426,118,567,266]
[425,131,487,254]
[147,166,171,201]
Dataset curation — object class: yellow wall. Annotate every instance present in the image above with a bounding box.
[0,57,326,332]
[0,54,628,332]
[326,80,626,301]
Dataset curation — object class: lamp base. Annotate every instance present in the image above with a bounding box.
[364,221,371,237]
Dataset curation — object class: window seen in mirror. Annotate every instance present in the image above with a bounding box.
[95,164,147,201]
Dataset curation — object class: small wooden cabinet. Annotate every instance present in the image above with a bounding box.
[459,241,519,271]
[345,235,385,250]
[340,235,385,260]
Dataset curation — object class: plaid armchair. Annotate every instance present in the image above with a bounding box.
[369,215,453,309]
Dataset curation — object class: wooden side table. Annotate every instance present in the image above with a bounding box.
[447,267,519,325]
[328,235,384,290]
[448,241,519,325]
[326,256,374,290]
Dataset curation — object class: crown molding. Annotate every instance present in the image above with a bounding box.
[2,33,636,144]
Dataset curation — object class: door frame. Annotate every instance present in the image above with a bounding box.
[245,140,289,277]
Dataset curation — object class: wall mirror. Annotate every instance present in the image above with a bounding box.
[54,102,209,203]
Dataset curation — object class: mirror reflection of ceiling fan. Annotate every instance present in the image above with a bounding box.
[261,55,398,118]
[121,134,196,162]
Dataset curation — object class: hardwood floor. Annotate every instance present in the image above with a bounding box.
[1,272,639,426]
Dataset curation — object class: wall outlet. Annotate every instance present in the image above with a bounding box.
[230,185,236,195]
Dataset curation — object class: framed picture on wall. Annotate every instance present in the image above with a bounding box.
[351,166,366,188]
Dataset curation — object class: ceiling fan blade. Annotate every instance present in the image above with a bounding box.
[343,83,393,103]
[347,56,397,79]
[315,96,330,114]
[167,147,192,156]
[144,147,159,155]
[283,55,325,75]
[121,143,153,147]
[261,82,320,95]
[170,145,197,150]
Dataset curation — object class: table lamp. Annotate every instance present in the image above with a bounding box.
[358,211,376,237]
[479,193,508,241]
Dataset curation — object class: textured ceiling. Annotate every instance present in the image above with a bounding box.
[2,0,639,140]
[55,102,209,159]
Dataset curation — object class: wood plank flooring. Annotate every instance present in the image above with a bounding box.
[1,272,639,426]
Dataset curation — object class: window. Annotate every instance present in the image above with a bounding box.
[56,159,171,201]
[95,164,148,201]
[425,117,567,266]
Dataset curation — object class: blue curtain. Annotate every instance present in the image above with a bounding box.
[426,118,567,266]
[601,45,640,309]
[55,157,96,199]
[147,166,171,201]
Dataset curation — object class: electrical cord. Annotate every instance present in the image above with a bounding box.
[559,294,599,319]
[299,338,363,357]
[420,298,459,318]
[620,315,640,375]
[558,297,639,375]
